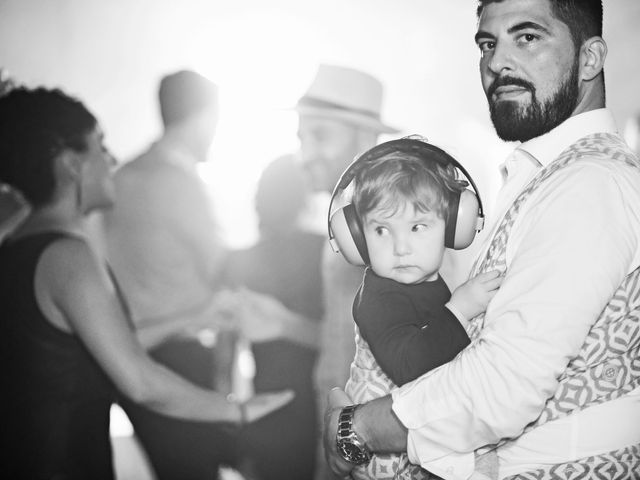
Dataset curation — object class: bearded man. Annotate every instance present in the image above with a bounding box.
[323,1,640,478]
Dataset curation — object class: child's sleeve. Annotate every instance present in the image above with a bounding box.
[356,291,470,386]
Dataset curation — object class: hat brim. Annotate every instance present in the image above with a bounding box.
[294,104,400,134]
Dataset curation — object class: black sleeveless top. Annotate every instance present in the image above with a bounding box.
[0,232,116,480]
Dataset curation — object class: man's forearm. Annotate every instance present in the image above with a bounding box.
[354,395,408,453]
[324,389,409,477]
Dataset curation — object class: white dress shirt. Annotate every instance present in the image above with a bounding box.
[391,109,640,479]
[104,137,224,324]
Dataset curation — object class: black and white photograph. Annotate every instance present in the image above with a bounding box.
[1,1,639,479]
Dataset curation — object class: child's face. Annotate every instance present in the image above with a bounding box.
[362,202,446,284]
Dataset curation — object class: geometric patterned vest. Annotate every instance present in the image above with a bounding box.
[467,132,640,479]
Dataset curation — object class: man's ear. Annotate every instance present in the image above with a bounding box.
[580,36,607,82]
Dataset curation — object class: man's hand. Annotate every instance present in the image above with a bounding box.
[234,288,291,342]
[206,288,319,348]
[323,388,356,478]
[205,288,287,342]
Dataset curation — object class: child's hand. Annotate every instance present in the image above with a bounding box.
[449,270,504,320]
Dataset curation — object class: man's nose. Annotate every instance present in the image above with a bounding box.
[487,41,516,76]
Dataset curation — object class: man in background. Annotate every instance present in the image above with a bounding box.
[291,64,399,479]
[103,70,236,480]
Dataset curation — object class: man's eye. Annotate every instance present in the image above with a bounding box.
[518,33,538,44]
[478,41,495,53]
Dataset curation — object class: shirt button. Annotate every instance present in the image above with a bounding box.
[602,364,619,382]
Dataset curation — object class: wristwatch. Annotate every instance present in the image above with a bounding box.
[335,404,372,465]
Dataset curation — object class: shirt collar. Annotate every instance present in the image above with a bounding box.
[518,108,618,167]
[152,136,199,170]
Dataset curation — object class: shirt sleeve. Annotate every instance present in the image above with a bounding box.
[392,161,640,467]
[357,287,470,387]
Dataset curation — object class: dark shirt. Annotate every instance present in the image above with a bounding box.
[353,268,470,386]
[221,230,324,480]
[0,232,115,480]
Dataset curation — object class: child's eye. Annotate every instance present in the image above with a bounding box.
[374,226,388,236]
[412,224,428,232]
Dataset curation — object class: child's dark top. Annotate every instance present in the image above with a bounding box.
[353,267,471,386]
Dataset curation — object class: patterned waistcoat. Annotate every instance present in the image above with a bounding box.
[467,133,640,479]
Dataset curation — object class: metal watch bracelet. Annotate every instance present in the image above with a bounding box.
[335,404,372,465]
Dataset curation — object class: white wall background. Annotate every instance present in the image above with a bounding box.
[1,0,638,247]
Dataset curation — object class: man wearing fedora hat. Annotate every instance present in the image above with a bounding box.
[295,64,399,193]
[291,64,400,480]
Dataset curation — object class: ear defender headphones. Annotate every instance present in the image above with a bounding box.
[327,137,485,266]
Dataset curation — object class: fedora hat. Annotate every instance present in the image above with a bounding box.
[295,64,399,134]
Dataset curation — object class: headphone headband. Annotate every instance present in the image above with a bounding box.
[334,138,483,203]
[328,137,485,246]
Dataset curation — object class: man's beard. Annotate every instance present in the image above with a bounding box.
[487,59,580,142]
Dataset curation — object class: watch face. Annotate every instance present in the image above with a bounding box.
[337,439,368,465]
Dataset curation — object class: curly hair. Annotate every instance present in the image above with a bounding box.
[352,149,467,226]
[0,87,96,208]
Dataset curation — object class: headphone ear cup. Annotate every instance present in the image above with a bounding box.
[329,203,369,266]
[451,189,481,250]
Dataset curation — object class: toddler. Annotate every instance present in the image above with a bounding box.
[332,138,501,479]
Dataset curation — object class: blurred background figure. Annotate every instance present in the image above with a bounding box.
[288,64,400,480]
[102,70,239,480]
[199,63,398,480]
[220,155,325,480]
[0,85,292,480]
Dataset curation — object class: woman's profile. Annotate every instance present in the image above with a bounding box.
[0,86,292,480]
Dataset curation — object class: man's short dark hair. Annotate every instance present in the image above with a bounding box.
[477,0,603,50]
[158,70,218,127]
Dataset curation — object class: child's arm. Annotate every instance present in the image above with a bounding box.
[447,270,503,325]
[357,291,471,386]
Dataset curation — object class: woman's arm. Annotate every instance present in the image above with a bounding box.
[37,236,292,423]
